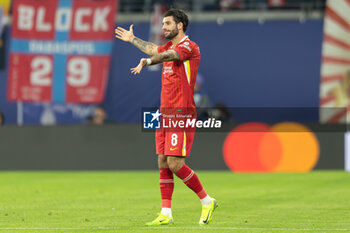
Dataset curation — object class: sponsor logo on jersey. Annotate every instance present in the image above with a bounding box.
[163,66,173,75]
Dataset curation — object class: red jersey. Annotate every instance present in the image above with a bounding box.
[157,36,201,109]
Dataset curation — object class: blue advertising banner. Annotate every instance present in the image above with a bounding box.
[20,103,95,125]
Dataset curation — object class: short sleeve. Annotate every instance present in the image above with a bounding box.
[157,45,166,53]
[157,41,172,53]
[174,43,195,61]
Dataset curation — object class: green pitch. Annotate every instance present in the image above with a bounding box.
[0,171,349,233]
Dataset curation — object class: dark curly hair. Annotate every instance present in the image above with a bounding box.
[164,9,189,32]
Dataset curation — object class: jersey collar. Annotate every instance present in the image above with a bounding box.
[171,35,189,48]
[179,35,189,43]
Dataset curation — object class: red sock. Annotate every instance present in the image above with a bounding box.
[159,168,174,208]
[175,165,207,199]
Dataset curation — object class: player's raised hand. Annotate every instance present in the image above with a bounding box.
[115,24,135,42]
[131,58,147,75]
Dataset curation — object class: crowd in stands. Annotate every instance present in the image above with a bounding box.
[119,0,326,12]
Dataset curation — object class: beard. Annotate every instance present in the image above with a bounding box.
[164,27,179,39]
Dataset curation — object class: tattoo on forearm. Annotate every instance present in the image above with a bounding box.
[150,50,180,65]
[132,37,157,56]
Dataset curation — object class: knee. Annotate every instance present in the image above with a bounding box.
[158,154,168,168]
[167,157,185,173]
[168,162,178,173]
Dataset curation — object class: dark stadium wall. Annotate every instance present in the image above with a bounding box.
[0,27,17,125]
[0,124,344,170]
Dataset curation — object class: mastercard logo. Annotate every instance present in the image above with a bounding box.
[223,122,320,172]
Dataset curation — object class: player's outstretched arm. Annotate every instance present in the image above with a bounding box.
[149,50,180,64]
[115,24,158,56]
[130,50,180,75]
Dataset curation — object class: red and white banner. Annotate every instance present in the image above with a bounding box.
[7,0,118,103]
[320,0,350,123]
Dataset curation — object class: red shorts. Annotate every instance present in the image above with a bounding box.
[155,130,195,157]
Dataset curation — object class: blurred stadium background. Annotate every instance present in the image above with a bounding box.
[1,1,350,232]
[0,0,349,172]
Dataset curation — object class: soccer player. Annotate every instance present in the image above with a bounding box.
[115,9,218,226]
